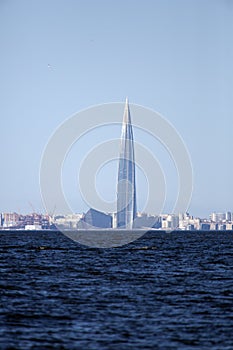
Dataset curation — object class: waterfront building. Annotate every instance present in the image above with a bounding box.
[112,212,117,229]
[116,98,137,229]
[134,213,161,229]
[225,211,232,222]
[77,208,112,229]
[0,213,4,227]
[162,214,179,230]
[2,212,19,227]
[200,223,211,231]
[210,212,225,223]
[54,213,83,229]
[226,223,233,230]
[210,222,218,230]
[187,224,195,231]
[218,224,227,231]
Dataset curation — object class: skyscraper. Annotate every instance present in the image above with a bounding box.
[116,98,137,228]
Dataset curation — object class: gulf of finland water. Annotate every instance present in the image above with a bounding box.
[0,230,233,349]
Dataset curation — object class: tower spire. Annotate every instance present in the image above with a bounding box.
[116,99,137,229]
[123,97,131,125]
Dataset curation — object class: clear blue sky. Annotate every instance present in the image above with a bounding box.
[0,0,232,217]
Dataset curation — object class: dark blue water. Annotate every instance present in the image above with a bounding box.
[1,231,233,349]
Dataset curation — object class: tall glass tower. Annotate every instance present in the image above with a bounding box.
[116,98,137,229]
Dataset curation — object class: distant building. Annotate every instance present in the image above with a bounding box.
[133,213,161,229]
[0,213,4,227]
[210,222,218,230]
[53,214,83,229]
[187,224,195,231]
[226,223,233,230]
[112,212,117,229]
[162,214,179,230]
[116,99,137,229]
[225,211,232,222]
[210,212,225,223]
[77,208,112,229]
[218,224,227,231]
[200,223,210,231]
[2,212,19,227]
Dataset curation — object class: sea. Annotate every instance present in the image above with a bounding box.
[1,230,233,350]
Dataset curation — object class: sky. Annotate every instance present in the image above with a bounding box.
[0,0,232,217]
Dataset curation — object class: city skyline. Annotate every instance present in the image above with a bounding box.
[1,209,233,231]
[0,1,232,216]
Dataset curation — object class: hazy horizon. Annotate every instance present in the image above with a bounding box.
[1,0,232,217]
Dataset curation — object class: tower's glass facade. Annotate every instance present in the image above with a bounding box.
[116,99,137,229]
